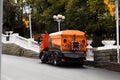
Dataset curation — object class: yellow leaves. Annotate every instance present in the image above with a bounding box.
[108,4,115,16]
[22,18,29,28]
[22,18,25,22]
[108,4,115,11]
[104,0,108,5]
[110,11,115,17]
[104,0,115,17]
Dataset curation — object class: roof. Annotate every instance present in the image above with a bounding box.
[49,30,85,36]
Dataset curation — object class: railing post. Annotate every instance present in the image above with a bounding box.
[9,31,13,42]
[5,31,9,41]
[5,31,13,42]
[87,40,94,61]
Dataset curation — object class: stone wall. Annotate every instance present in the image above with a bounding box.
[106,62,120,72]
[93,49,120,72]
[2,43,39,58]
[93,49,117,67]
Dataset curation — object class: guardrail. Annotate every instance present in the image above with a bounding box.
[2,32,39,53]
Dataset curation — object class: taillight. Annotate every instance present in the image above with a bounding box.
[82,40,85,43]
[63,39,67,43]
[81,40,86,47]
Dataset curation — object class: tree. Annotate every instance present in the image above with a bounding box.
[65,0,88,31]
[86,0,116,37]
[3,0,16,31]
[3,0,119,39]
[3,0,27,36]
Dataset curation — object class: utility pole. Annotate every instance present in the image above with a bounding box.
[29,14,32,39]
[0,0,3,80]
[115,0,119,63]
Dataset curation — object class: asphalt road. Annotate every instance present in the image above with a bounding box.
[1,54,120,80]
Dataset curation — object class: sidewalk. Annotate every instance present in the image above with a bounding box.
[85,59,120,72]
[106,62,120,72]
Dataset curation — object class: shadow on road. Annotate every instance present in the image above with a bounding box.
[39,62,87,69]
[57,64,87,69]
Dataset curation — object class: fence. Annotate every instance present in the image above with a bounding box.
[2,32,39,53]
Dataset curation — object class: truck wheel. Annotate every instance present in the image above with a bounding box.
[41,53,47,63]
[54,59,57,65]
[54,56,61,66]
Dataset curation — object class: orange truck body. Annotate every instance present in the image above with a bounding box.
[49,30,87,51]
[39,30,87,65]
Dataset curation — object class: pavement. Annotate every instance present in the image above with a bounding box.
[1,54,120,80]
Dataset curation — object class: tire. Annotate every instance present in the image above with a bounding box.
[53,55,61,66]
[40,52,47,63]
[49,54,54,65]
